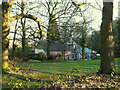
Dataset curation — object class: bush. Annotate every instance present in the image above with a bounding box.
[15,48,23,58]
[25,46,34,56]
[30,52,47,61]
[55,55,65,62]
[9,46,34,61]
[9,46,47,61]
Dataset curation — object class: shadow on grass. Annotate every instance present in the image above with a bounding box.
[3,73,48,83]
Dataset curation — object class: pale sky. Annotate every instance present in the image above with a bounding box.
[74,1,118,30]
[9,0,119,40]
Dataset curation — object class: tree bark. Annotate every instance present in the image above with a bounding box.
[2,2,12,71]
[99,1,115,74]
[0,5,2,75]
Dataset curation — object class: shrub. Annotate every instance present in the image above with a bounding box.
[9,46,47,61]
[25,46,34,56]
[31,52,47,61]
[9,46,34,61]
[55,55,65,62]
[15,48,23,58]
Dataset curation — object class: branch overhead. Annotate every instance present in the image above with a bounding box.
[10,13,43,39]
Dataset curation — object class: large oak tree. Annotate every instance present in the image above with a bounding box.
[99,1,115,74]
[72,0,115,74]
[2,0,43,72]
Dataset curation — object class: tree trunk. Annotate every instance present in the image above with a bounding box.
[82,47,85,60]
[2,2,11,71]
[118,18,120,58]
[63,28,67,60]
[21,18,26,56]
[99,2,115,74]
[21,1,26,60]
[63,42,66,60]
[47,25,51,59]
[0,4,1,88]
[47,16,51,59]
[81,22,86,60]
[12,20,18,60]
[47,11,60,59]
[46,14,52,59]
[47,38,51,59]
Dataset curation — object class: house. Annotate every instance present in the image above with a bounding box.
[35,40,97,60]
[35,40,72,59]
[71,46,97,60]
[66,40,97,60]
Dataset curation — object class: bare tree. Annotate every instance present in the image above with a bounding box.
[40,1,72,59]
[71,0,92,60]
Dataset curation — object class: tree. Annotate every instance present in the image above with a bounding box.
[73,22,87,60]
[118,18,120,58]
[0,4,2,74]
[47,11,60,59]
[40,1,72,59]
[12,20,18,60]
[112,19,120,58]
[21,1,26,57]
[71,0,92,60]
[87,30,101,54]
[11,1,41,60]
[2,1,43,72]
[99,1,115,74]
[80,20,87,60]
[60,22,73,60]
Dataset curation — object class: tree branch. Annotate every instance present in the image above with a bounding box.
[9,0,17,6]
[10,13,43,39]
[71,0,87,9]
[51,2,58,15]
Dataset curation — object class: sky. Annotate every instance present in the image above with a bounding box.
[74,0,118,30]
[8,0,119,40]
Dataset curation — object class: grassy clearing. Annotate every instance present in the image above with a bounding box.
[16,59,101,75]
[16,58,119,75]
[2,58,120,89]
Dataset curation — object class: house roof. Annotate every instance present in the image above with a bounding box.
[84,48,97,53]
[36,41,71,52]
[36,40,97,53]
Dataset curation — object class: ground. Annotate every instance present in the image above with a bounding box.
[2,58,120,89]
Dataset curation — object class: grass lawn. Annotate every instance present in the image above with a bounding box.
[16,58,119,75]
[2,58,120,89]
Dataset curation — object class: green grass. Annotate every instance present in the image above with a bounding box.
[16,58,119,75]
[16,60,99,75]
[2,58,120,88]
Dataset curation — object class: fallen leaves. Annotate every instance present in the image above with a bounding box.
[50,74,120,89]
[3,69,120,89]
